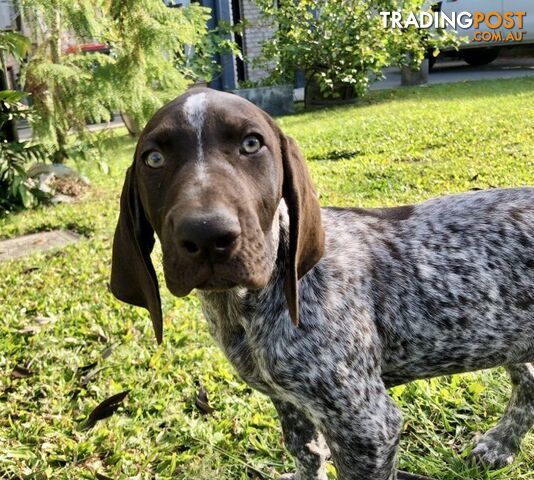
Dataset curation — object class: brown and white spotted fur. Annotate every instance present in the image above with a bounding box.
[110,88,534,480]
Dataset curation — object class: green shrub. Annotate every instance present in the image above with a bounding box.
[21,0,236,161]
[257,0,395,98]
[0,90,48,213]
[0,32,48,213]
[256,0,460,99]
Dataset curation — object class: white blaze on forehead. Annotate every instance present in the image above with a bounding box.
[183,92,208,163]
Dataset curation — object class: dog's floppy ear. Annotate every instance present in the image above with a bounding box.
[110,164,163,344]
[280,134,325,326]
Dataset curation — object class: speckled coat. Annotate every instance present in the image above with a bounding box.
[110,89,533,480]
[200,189,534,480]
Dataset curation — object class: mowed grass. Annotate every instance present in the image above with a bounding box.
[0,78,533,480]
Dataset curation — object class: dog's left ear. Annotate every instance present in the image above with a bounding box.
[110,165,163,344]
[280,134,325,326]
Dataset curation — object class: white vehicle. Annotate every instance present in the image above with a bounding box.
[435,0,534,65]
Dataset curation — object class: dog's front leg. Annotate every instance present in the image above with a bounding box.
[273,399,330,480]
[310,381,403,480]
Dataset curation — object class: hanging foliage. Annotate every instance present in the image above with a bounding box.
[20,0,227,162]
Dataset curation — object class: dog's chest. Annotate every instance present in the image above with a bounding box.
[199,292,280,395]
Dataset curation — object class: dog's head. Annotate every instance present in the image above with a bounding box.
[110,88,324,343]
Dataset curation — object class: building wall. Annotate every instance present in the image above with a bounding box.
[240,0,276,83]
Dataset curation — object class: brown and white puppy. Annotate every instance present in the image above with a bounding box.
[111,87,534,480]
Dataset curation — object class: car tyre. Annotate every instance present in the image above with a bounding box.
[461,48,500,66]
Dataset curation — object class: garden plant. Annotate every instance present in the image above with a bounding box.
[255,0,460,102]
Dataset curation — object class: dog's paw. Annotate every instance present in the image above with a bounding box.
[470,435,517,469]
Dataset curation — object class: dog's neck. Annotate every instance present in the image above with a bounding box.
[196,201,290,334]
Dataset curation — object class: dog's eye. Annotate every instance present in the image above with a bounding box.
[241,135,262,154]
[145,151,165,168]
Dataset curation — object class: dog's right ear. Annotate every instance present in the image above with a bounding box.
[110,164,163,344]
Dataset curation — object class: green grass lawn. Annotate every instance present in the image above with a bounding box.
[0,78,533,480]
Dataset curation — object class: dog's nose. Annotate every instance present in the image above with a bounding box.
[175,214,241,261]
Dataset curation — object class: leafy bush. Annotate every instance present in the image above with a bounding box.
[20,0,236,161]
[0,90,48,213]
[257,0,395,99]
[0,32,49,213]
[256,0,460,100]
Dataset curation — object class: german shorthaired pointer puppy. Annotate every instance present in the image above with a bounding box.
[110,87,533,480]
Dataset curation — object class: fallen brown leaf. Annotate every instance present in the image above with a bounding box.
[195,384,215,415]
[84,390,130,430]
[11,365,33,379]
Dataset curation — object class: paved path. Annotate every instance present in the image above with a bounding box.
[370,56,534,91]
[17,114,125,141]
[293,55,534,100]
[0,230,81,261]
